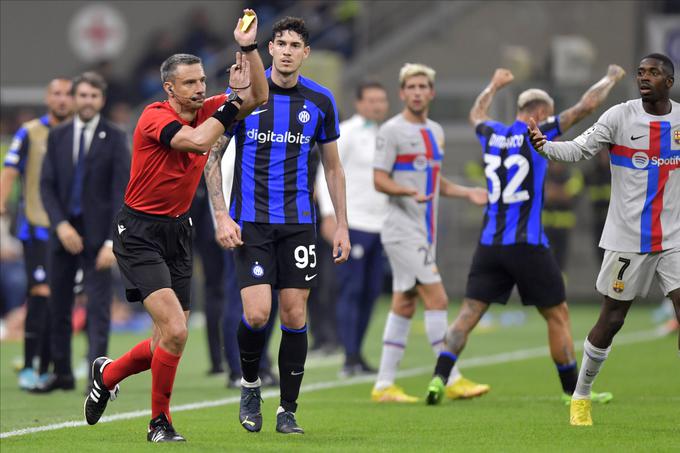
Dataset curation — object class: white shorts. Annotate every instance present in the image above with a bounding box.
[383,241,441,292]
[596,248,680,300]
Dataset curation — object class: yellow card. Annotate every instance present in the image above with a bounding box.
[241,12,255,32]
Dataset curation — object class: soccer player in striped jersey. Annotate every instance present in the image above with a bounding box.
[204,17,350,434]
[371,63,490,403]
[426,64,625,406]
[0,78,73,390]
[529,53,680,426]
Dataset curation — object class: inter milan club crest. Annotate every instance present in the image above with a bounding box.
[251,261,264,279]
[674,130,680,145]
[33,266,46,283]
[612,279,625,293]
[297,105,311,124]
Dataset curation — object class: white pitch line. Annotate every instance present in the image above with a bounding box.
[0,328,666,439]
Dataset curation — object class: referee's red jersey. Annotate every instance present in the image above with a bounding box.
[124,94,227,217]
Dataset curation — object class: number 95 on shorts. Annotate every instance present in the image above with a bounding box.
[234,222,319,289]
[596,248,680,300]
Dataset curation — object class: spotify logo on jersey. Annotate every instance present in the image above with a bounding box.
[632,151,649,169]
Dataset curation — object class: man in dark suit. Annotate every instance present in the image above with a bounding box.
[37,72,130,391]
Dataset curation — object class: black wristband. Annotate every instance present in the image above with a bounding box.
[211,101,240,130]
[240,42,258,52]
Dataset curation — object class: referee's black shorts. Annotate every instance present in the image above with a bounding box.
[112,205,193,310]
[464,243,565,308]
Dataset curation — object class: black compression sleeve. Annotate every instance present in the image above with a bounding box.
[160,121,183,147]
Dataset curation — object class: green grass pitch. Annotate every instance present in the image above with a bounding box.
[1,299,678,451]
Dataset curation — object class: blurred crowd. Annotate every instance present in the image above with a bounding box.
[1,1,361,139]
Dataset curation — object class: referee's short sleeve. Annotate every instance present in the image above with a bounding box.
[139,106,181,145]
[159,121,182,148]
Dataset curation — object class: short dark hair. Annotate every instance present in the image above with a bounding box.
[355,80,386,100]
[641,53,675,76]
[71,71,107,96]
[160,53,202,83]
[271,16,309,46]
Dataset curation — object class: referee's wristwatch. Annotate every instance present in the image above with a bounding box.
[227,90,243,107]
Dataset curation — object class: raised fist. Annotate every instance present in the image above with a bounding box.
[492,68,514,89]
[606,64,626,82]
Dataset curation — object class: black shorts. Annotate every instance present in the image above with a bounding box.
[112,205,193,310]
[234,222,317,290]
[465,243,565,307]
[22,237,49,288]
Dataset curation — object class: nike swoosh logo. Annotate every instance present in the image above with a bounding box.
[241,417,256,427]
[304,274,317,281]
[630,134,646,141]
[250,109,268,116]
[291,370,304,376]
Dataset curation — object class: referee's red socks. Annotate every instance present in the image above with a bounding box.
[151,346,182,422]
[102,338,153,389]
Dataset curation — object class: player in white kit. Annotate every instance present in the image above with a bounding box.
[529,53,680,426]
[371,63,489,402]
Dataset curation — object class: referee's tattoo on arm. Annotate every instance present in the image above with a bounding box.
[204,135,230,213]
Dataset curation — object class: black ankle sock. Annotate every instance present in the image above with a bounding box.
[24,295,48,369]
[38,316,51,374]
[434,351,458,381]
[556,361,578,394]
[238,317,267,383]
[279,325,308,413]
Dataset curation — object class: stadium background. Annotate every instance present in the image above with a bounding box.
[1,0,679,306]
[1,1,679,449]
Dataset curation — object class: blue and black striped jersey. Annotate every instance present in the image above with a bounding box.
[228,69,339,224]
[476,117,561,246]
[3,115,51,239]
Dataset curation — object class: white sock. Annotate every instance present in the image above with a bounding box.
[241,377,262,388]
[424,310,448,355]
[573,338,611,399]
[424,310,461,385]
[375,312,411,390]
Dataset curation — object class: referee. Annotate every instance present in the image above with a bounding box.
[204,17,350,434]
[83,10,268,443]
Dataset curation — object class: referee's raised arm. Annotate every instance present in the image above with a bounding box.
[163,10,268,155]
[169,52,251,153]
[233,8,268,119]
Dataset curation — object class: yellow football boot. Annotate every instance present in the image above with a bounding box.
[569,398,593,426]
[371,385,419,403]
[445,376,491,400]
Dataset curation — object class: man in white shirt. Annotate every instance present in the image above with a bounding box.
[317,81,389,376]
